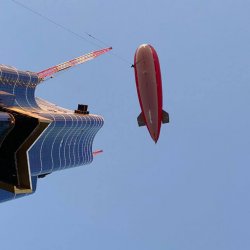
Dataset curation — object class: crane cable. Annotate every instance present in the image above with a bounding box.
[10,0,132,66]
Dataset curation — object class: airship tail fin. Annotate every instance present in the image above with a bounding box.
[137,112,146,127]
[162,110,169,124]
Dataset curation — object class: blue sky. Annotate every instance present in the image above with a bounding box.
[1,0,250,249]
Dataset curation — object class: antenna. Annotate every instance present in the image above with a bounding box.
[93,150,103,156]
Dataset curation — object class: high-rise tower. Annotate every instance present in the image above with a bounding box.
[0,47,111,203]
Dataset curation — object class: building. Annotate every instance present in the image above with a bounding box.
[0,49,107,203]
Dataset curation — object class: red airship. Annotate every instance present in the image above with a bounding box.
[133,44,169,143]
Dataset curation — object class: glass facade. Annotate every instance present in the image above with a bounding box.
[0,176,37,203]
[0,112,14,146]
[28,113,103,176]
[0,65,39,109]
[0,65,104,203]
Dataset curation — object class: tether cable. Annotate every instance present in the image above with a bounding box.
[11,0,132,67]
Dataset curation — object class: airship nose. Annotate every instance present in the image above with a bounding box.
[140,43,149,48]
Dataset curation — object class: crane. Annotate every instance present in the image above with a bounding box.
[38,47,112,82]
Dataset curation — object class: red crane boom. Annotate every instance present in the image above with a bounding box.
[37,47,112,81]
